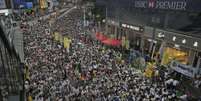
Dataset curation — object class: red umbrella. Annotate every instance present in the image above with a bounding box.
[98,33,108,41]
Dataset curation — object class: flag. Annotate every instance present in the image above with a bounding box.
[39,0,48,9]
[125,39,130,50]
[28,95,33,101]
[161,48,170,65]
[54,32,59,41]
[144,62,154,78]
[63,37,71,49]
[25,65,30,80]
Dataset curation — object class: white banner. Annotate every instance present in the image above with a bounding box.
[0,0,6,9]
[170,61,197,78]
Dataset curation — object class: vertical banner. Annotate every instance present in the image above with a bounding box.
[63,37,71,49]
[125,39,130,50]
[63,37,68,48]
[161,48,169,65]
[144,62,154,78]
[39,0,47,9]
[54,32,59,41]
[0,0,6,8]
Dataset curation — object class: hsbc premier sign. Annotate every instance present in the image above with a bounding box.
[134,0,187,10]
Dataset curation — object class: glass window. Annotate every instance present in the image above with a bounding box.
[161,47,189,65]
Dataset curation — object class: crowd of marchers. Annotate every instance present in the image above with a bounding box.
[22,6,201,101]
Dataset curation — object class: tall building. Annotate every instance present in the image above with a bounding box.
[96,0,201,78]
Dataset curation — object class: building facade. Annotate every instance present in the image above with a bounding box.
[96,0,201,78]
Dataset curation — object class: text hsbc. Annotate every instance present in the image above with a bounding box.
[134,1,187,10]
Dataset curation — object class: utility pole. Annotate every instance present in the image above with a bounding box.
[83,6,86,27]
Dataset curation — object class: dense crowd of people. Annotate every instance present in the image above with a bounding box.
[23,5,200,101]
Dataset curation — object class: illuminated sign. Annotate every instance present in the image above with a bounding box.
[194,42,198,47]
[121,23,144,32]
[40,0,48,9]
[107,20,120,26]
[157,32,165,38]
[171,61,197,78]
[134,0,187,10]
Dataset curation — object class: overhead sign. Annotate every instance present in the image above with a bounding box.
[170,61,197,78]
[107,19,120,26]
[0,0,6,9]
[121,23,144,32]
[134,0,187,10]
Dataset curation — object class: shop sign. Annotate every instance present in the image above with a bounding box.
[107,20,120,26]
[170,61,197,78]
[134,0,187,10]
[0,0,6,9]
[121,23,144,32]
